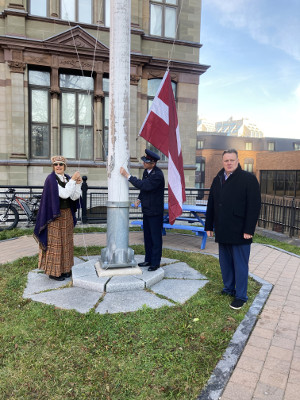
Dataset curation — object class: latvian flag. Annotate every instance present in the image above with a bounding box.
[139,70,186,224]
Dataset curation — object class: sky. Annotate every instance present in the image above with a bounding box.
[198,0,300,139]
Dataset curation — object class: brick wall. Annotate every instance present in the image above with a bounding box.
[257,151,300,170]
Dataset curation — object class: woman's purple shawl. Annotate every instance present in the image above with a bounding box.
[33,171,79,250]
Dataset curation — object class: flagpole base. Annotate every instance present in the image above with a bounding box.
[96,201,137,269]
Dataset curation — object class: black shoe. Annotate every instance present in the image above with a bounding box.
[230,298,246,310]
[61,272,72,278]
[138,261,150,267]
[49,275,65,281]
[148,265,159,271]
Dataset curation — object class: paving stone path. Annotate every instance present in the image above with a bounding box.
[1,231,299,400]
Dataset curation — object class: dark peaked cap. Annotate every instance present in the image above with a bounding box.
[141,149,160,163]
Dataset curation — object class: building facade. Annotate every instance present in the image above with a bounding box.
[198,116,264,138]
[0,0,209,186]
[196,132,300,193]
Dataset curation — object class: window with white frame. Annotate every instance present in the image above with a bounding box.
[293,142,300,151]
[30,0,48,17]
[245,142,253,151]
[60,0,92,24]
[60,73,94,160]
[244,159,254,173]
[268,142,275,151]
[147,78,177,161]
[197,140,204,149]
[29,70,51,158]
[150,0,178,38]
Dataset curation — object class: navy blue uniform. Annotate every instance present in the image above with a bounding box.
[129,166,165,266]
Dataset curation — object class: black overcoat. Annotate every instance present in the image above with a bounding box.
[205,165,261,245]
[129,166,165,216]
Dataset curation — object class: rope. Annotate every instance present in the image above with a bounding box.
[59,0,107,261]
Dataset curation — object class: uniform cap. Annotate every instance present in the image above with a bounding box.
[141,149,160,163]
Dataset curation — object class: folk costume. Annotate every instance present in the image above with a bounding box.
[205,164,261,303]
[34,159,81,279]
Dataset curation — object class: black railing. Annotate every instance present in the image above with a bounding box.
[0,179,210,225]
[1,181,299,238]
[258,195,300,237]
[79,176,210,223]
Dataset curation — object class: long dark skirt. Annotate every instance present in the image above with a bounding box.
[38,208,74,277]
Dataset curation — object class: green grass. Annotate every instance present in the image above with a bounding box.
[0,245,261,400]
[253,234,300,256]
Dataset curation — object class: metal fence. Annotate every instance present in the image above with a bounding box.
[80,176,210,223]
[258,194,300,237]
[0,178,210,225]
[2,180,299,238]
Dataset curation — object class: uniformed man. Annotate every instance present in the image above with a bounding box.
[120,149,165,271]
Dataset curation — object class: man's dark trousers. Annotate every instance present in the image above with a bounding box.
[218,243,251,302]
[143,214,163,266]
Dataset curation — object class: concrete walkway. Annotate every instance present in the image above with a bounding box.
[1,231,300,400]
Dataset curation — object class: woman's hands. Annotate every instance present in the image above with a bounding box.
[71,171,82,184]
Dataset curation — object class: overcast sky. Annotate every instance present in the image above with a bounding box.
[198,0,300,139]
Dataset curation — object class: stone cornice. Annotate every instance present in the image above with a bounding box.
[0,26,210,76]
[142,34,202,49]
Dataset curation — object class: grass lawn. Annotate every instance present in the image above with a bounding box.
[0,243,262,400]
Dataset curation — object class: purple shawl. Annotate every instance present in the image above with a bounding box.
[33,171,79,250]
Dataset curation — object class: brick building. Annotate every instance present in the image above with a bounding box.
[196,132,300,197]
[0,0,209,187]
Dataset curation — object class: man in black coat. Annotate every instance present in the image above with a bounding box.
[120,149,165,271]
[205,149,261,309]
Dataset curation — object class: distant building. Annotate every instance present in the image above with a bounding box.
[197,117,264,138]
[196,132,300,195]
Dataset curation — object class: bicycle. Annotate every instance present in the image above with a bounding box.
[0,188,41,231]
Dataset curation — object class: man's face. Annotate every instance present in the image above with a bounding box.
[222,152,239,175]
[143,161,154,170]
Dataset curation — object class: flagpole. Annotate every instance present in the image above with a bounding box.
[96,0,137,270]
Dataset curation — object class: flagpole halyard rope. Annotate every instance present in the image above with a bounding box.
[60,0,106,261]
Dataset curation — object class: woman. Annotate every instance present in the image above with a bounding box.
[34,156,82,281]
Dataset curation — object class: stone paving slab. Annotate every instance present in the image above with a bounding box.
[95,290,174,314]
[23,270,72,297]
[162,261,207,279]
[72,257,165,292]
[134,267,165,288]
[27,287,102,313]
[152,278,209,304]
[106,275,145,292]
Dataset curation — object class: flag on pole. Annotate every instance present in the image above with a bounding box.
[139,70,186,224]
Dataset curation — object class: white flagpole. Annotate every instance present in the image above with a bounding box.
[97,0,137,270]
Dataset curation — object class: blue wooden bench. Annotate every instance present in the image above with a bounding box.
[131,220,207,250]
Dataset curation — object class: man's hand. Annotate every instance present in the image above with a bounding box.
[206,231,214,237]
[243,233,253,239]
[120,167,129,179]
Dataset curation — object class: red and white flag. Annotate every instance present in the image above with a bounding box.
[139,70,186,224]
